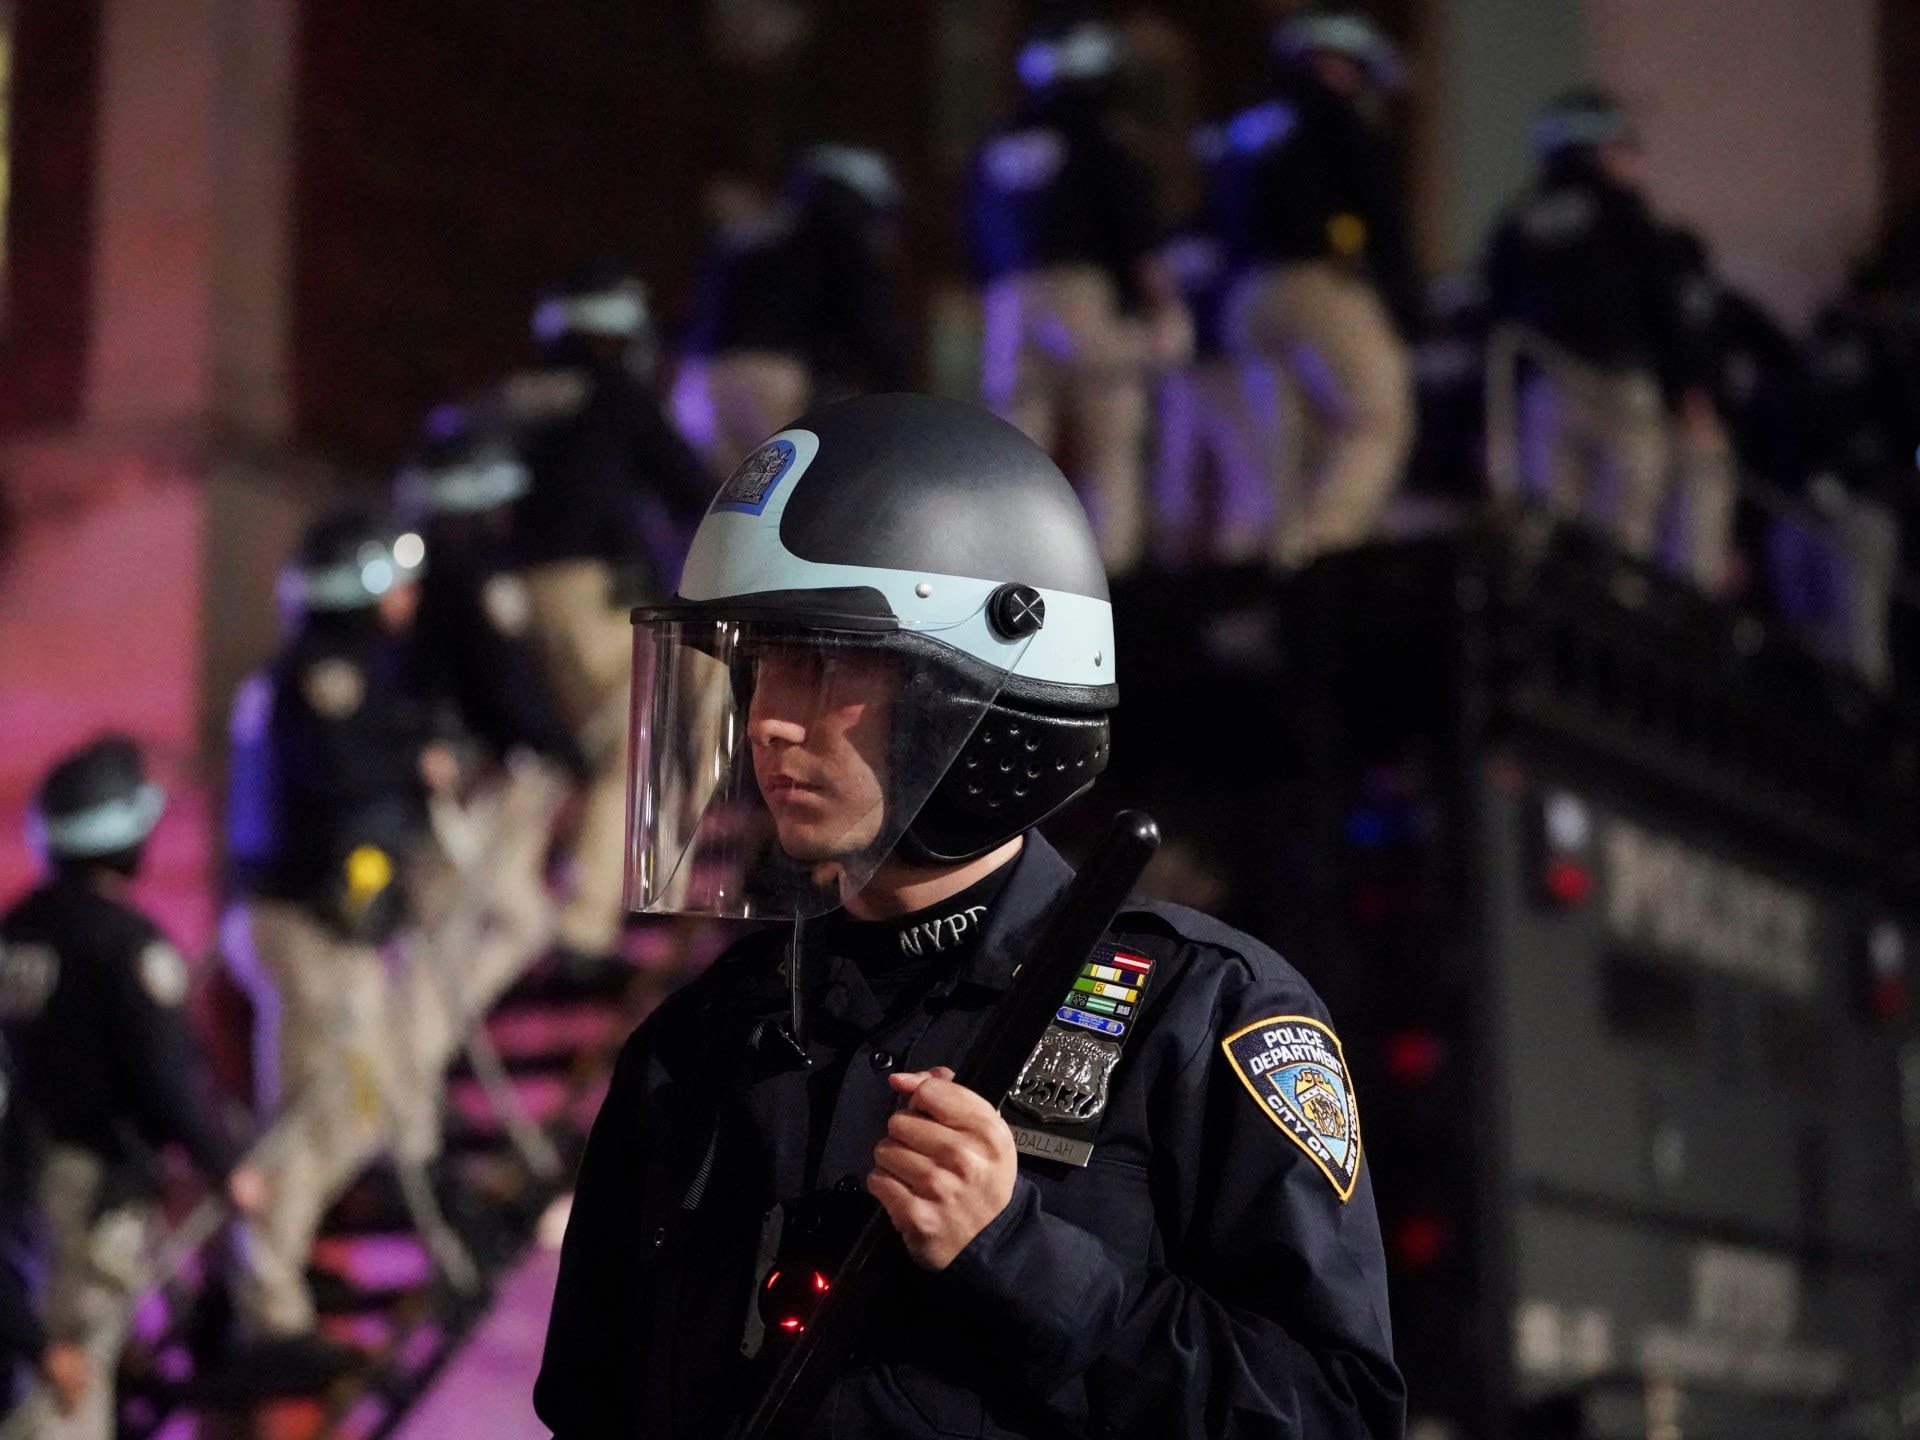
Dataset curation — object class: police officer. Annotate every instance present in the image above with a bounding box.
[1653,225,1744,596]
[673,146,914,477]
[969,11,1192,577]
[536,394,1403,1437]
[222,509,445,1363]
[506,264,714,975]
[1484,88,1686,563]
[390,408,578,1115]
[1214,8,1419,570]
[0,738,263,1437]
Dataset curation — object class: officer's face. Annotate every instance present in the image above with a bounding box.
[746,647,898,864]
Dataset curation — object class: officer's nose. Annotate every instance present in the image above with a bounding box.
[746,665,813,749]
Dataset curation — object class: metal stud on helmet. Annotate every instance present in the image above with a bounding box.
[626,393,1116,918]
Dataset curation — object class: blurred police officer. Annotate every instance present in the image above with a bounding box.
[969,10,1192,576]
[505,264,712,975]
[673,146,914,476]
[1215,7,1419,569]
[536,394,1402,1438]
[0,738,262,1437]
[222,509,443,1363]
[1485,88,1686,563]
[390,408,577,1102]
[0,1032,83,1426]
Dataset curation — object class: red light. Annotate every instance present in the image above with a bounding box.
[811,1271,829,1294]
[1872,976,1909,1020]
[1385,1029,1444,1085]
[764,1269,782,1290]
[1542,859,1591,907]
[779,1317,803,1332]
[1392,1214,1449,1270]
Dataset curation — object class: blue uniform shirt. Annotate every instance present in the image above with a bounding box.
[536,833,1402,1439]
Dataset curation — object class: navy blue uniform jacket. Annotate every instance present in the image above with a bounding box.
[535,834,1403,1438]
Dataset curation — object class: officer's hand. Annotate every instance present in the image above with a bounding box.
[41,1340,88,1416]
[227,1163,269,1217]
[419,741,462,795]
[868,1067,1016,1271]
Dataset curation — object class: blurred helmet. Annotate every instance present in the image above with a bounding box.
[1016,11,1126,96]
[394,403,531,520]
[530,262,652,346]
[790,144,903,214]
[627,393,1115,918]
[1532,87,1636,160]
[278,505,425,620]
[1274,9,1403,92]
[29,734,164,862]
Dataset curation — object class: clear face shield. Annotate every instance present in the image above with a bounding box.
[627,618,1029,919]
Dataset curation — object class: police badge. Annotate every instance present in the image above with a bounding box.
[715,438,799,516]
[1004,944,1156,1167]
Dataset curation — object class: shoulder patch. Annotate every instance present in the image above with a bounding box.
[1221,1015,1362,1201]
[302,657,364,719]
[481,573,532,636]
[137,941,190,1008]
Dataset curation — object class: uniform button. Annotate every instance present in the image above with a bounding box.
[869,1049,895,1072]
[651,1227,669,1250]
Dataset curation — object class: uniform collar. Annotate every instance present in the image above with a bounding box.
[949,831,1075,997]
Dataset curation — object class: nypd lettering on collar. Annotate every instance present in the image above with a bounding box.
[898,903,987,958]
[1222,1015,1362,1202]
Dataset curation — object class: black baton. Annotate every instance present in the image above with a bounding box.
[736,809,1162,1440]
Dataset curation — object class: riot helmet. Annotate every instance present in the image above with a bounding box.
[627,393,1115,918]
[394,403,531,521]
[29,734,164,869]
[531,261,651,346]
[1273,9,1403,94]
[1532,87,1637,161]
[278,504,426,631]
[1016,9,1126,101]
[789,144,903,217]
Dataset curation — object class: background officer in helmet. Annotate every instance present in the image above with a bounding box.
[1214,6,1419,571]
[536,394,1402,1438]
[388,406,579,1122]
[672,144,914,476]
[1484,87,1689,563]
[503,263,713,979]
[969,9,1192,577]
[221,508,445,1372]
[0,737,263,1437]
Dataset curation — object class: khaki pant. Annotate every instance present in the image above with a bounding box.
[1223,261,1414,566]
[223,901,405,1338]
[0,1148,149,1440]
[1669,412,1738,594]
[393,764,567,1126]
[1517,366,1668,561]
[670,351,812,478]
[982,265,1149,575]
[523,559,633,956]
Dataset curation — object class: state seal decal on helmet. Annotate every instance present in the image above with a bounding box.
[715,438,803,516]
[1222,1015,1362,1201]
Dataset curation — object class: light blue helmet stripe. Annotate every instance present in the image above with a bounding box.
[30,781,165,858]
[676,428,1116,689]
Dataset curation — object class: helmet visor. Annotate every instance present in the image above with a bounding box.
[626,618,1027,919]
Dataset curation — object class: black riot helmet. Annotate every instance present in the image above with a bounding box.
[30,734,165,873]
[1016,7,1126,104]
[1532,86,1637,162]
[1273,9,1404,94]
[393,403,531,523]
[278,504,426,632]
[627,393,1116,918]
[531,261,653,373]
